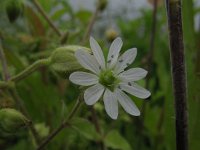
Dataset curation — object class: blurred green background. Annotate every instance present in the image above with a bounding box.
[0,0,199,150]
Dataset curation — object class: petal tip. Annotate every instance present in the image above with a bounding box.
[109,114,118,120]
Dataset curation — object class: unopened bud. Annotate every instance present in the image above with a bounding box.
[0,108,30,134]
[34,123,49,138]
[6,0,24,23]
[98,0,108,11]
[105,28,118,42]
[50,45,91,76]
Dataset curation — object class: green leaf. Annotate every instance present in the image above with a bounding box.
[104,130,132,150]
[71,118,100,141]
[75,10,92,24]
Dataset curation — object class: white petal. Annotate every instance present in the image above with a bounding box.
[114,48,137,74]
[119,82,151,99]
[115,89,140,116]
[118,68,147,82]
[103,89,118,119]
[90,37,106,69]
[75,50,100,74]
[69,72,98,86]
[84,84,105,105]
[107,37,123,69]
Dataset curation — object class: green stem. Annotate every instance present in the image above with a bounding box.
[0,81,13,89]
[36,96,82,150]
[10,58,50,82]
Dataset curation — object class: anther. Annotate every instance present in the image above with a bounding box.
[128,82,131,86]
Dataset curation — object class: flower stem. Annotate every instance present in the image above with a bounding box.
[36,96,82,150]
[10,58,50,82]
[166,0,189,150]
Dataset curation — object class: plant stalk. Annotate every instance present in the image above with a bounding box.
[10,58,50,82]
[166,0,189,150]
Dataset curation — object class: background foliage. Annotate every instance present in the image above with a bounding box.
[0,0,199,150]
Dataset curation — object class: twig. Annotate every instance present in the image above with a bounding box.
[0,40,10,80]
[90,107,106,150]
[32,0,62,36]
[166,0,189,150]
[36,96,82,150]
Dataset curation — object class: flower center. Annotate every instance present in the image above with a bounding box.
[99,70,119,91]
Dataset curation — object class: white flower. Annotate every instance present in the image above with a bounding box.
[69,37,151,119]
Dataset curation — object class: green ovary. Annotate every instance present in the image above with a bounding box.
[99,70,119,91]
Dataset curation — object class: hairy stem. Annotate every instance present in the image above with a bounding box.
[10,58,50,82]
[166,0,189,150]
[32,0,61,36]
[36,97,82,150]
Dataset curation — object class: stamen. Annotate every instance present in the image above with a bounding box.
[111,55,114,58]
[119,59,123,63]
[99,66,101,70]
[128,82,131,86]
[118,86,121,89]
[107,60,111,63]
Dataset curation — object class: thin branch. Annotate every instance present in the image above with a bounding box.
[166,0,189,150]
[32,0,62,36]
[36,97,82,150]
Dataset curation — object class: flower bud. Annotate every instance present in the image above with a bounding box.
[50,45,91,77]
[105,28,118,42]
[34,123,49,138]
[98,0,108,11]
[0,108,30,135]
[6,0,24,23]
